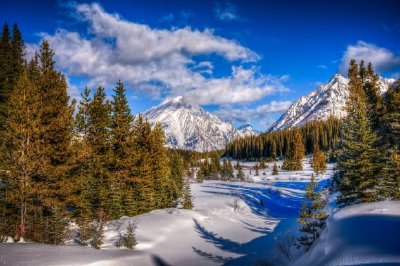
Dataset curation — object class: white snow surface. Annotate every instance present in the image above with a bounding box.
[294,201,400,266]
[0,159,334,266]
[270,74,396,131]
[142,96,257,152]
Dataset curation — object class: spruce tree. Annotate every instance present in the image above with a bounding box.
[0,71,43,240]
[282,130,305,171]
[110,81,135,218]
[169,151,185,200]
[311,144,327,175]
[36,40,74,243]
[336,59,380,207]
[182,179,193,209]
[272,163,279,175]
[123,222,137,249]
[381,80,400,150]
[87,86,112,213]
[380,149,400,199]
[297,175,328,251]
[132,116,155,213]
[150,123,173,209]
[236,163,245,180]
[0,23,13,121]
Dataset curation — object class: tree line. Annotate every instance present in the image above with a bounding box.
[225,117,341,161]
[0,23,191,244]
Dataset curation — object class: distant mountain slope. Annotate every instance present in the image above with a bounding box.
[236,124,260,137]
[269,74,395,131]
[143,96,238,151]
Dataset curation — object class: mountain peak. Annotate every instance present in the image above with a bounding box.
[269,74,395,131]
[143,97,235,151]
[237,124,259,137]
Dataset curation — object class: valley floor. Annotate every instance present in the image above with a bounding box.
[0,159,334,266]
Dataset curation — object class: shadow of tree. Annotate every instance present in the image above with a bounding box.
[192,217,298,265]
[192,181,330,265]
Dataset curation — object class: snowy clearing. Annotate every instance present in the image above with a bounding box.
[0,159,334,266]
[294,201,400,266]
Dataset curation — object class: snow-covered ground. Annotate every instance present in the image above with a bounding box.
[293,201,400,266]
[0,159,334,266]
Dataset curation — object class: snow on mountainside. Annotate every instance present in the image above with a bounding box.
[270,74,396,131]
[236,123,260,137]
[143,96,238,151]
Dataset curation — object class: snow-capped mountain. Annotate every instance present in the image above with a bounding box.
[143,96,237,151]
[269,74,396,131]
[236,124,260,137]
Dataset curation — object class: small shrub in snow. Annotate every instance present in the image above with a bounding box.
[123,222,137,249]
[230,198,243,213]
[91,209,108,250]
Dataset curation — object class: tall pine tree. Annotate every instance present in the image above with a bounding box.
[336,59,380,207]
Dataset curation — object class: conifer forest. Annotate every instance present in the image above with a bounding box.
[1,1,400,265]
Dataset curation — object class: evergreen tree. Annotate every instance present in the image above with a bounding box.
[272,163,279,175]
[363,63,382,132]
[87,86,112,213]
[0,23,13,123]
[132,116,155,213]
[336,60,380,207]
[297,175,328,251]
[0,71,43,240]
[311,144,327,175]
[182,179,193,209]
[381,80,400,150]
[123,222,137,249]
[236,163,245,180]
[150,123,174,209]
[36,40,74,243]
[109,81,135,218]
[282,130,305,171]
[380,149,400,199]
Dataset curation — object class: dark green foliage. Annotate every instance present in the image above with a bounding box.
[297,175,328,251]
[182,179,193,209]
[225,117,340,161]
[311,144,327,175]
[336,60,380,207]
[0,71,43,241]
[282,130,305,171]
[381,80,400,150]
[91,209,107,250]
[78,220,92,246]
[272,163,279,175]
[123,222,137,249]
[236,163,245,180]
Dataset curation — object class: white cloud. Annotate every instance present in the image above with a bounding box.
[339,41,400,74]
[216,100,292,124]
[214,2,240,21]
[26,2,288,106]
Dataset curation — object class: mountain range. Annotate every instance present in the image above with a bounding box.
[143,74,395,151]
[269,74,395,131]
[143,96,258,151]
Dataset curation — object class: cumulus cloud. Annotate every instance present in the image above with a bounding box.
[216,100,292,124]
[214,2,240,21]
[27,2,288,105]
[339,41,400,74]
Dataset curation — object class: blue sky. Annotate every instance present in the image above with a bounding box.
[2,0,400,130]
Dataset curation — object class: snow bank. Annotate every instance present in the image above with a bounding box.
[294,201,400,266]
[0,158,334,266]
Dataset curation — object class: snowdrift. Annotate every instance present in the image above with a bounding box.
[294,201,400,266]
